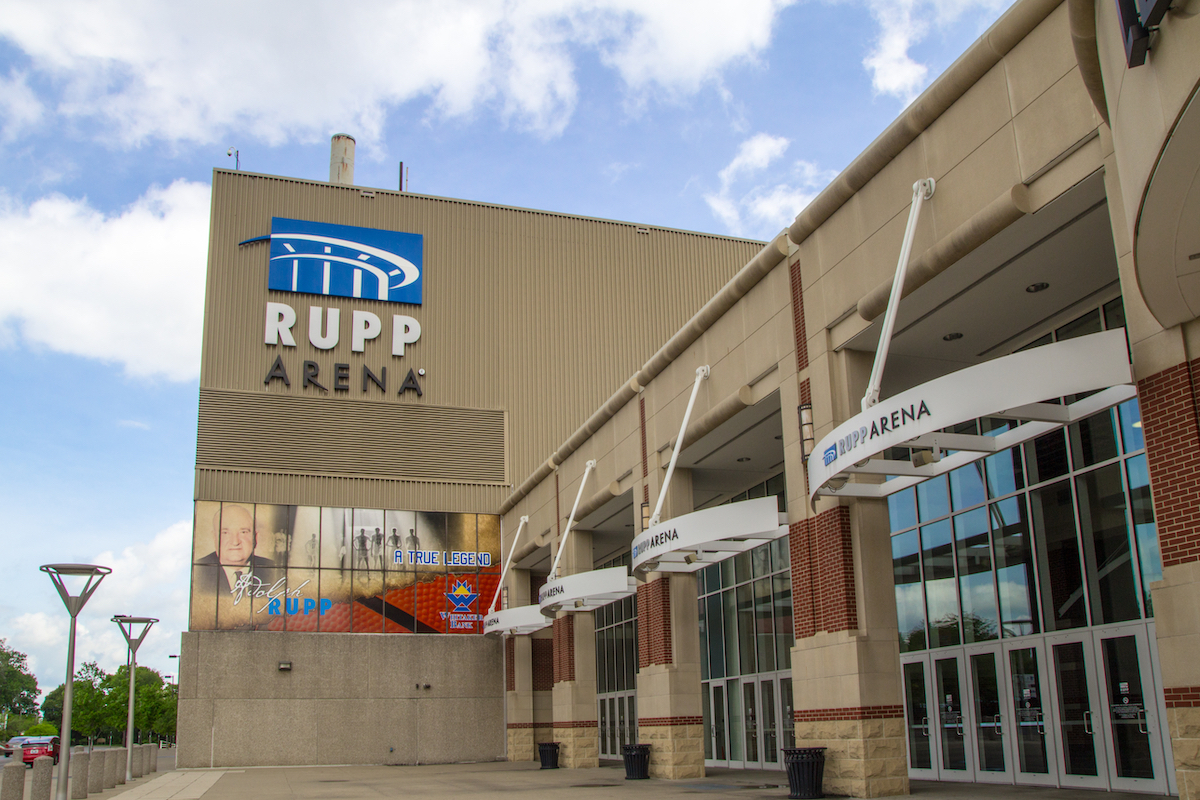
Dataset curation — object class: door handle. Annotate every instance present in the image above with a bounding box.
[1036,711,1045,735]
[1083,710,1093,735]
[1138,709,1149,735]
[956,714,964,737]
[994,714,1002,737]
[921,716,929,737]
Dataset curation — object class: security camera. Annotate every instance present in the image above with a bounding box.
[227,148,234,156]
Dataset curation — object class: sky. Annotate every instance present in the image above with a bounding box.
[0,0,1015,703]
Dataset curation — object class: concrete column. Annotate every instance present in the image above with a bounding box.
[31,755,53,800]
[87,751,103,794]
[504,567,537,762]
[70,749,88,799]
[102,749,117,789]
[551,529,599,768]
[113,750,125,785]
[1,760,26,800]
[131,744,142,779]
[151,744,159,773]
[636,467,704,779]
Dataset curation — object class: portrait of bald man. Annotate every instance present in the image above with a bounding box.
[195,504,279,594]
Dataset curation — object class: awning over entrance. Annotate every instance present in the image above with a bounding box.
[630,496,787,575]
[807,330,1135,504]
[538,566,637,616]
[483,604,549,636]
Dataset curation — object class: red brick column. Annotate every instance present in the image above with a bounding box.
[637,576,672,668]
[1137,359,1200,567]
[790,505,857,638]
[552,615,576,684]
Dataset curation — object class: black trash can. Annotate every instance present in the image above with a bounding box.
[538,741,560,769]
[621,743,650,780]
[782,747,826,799]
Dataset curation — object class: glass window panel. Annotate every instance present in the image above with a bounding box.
[720,558,736,589]
[699,598,710,681]
[1118,399,1144,453]
[1026,429,1069,485]
[982,419,1024,497]
[1018,333,1053,351]
[705,563,722,595]
[723,589,739,677]
[1056,308,1102,340]
[734,552,752,585]
[1103,296,1127,330]
[888,487,918,532]
[706,593,726,679]
[949,463,987,511]
[754,578,775,672]
[990,498,1039,637]
[626,621,636,690]
[773,573,793,669]
[903,662,932,769]
[1076,464,1141,623]
[1069,410,1120,469]
[893,530,926,652]
[921,520,960,648]
[955,509,998,642]
[917,476,950,522]
[767,473,786,512]
[770,536,790,574]
[751,543,771,578]
[1031,481,1088,630]
[737,583,757,675]
[1126,455,1161,616]
[748,482,766,500]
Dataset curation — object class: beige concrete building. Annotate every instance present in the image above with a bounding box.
[180,0,1200,796]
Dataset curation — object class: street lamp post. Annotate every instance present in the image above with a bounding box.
[41,564,110,800]
[112,616,157,783]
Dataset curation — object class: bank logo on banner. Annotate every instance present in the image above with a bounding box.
[445,579,479,613]
[261,217,423,305]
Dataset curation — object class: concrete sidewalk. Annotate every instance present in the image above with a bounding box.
[125,760,1175,800]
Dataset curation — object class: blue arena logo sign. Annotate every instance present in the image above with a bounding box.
[244,218,423,305]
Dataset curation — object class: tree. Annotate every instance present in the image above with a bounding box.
[41,662,118,747]
[24,722,57,736]
[101,666,175,742]
[0,639,39,717]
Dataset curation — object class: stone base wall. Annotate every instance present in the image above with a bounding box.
[793,717,908,798]
[639,720,704,779]
[506,726,535,762]
[1169,706,1200,800]
[555,724,599,768]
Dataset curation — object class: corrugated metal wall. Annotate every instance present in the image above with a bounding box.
[200,170,762,511]
[197,388,506,482]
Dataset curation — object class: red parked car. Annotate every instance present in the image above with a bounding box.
[20,737,59,766]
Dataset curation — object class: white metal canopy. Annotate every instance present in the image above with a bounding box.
[483,604,550,636]
[538,566,638,617]
[807,329,1136,504]
[630,497,787,575]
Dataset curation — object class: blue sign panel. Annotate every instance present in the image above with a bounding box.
[266,218,422,305]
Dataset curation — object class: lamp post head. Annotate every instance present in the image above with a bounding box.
[40,564,110,617]
[112,616,158,655]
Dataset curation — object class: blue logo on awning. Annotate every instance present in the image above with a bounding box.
[259,218,422,305]
[823,445,837,466]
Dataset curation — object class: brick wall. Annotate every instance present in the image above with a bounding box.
[552,615,576,684]
[790,505,857,638]
[505,636,516,692]
[637,576,672,668]
[789,258,808,372]
[1137,359,1200,568]
[532,638,553,691]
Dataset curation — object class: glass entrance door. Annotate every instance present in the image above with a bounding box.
[704,676,786,769]
[598,692,636,759]
[900,653,975,782]
[1003,642,1058,785]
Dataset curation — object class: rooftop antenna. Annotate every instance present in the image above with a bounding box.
[399,161,404,192]
[226,147,239,170]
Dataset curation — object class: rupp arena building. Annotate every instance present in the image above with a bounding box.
[179,0,1200,796]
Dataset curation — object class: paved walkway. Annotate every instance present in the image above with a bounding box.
[2,752,1176,800]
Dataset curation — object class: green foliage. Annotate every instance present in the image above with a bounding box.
[24,722,57,736]
[0,639,40,716]
[40,663,177,745]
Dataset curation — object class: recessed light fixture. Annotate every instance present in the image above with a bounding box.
[737,457,751,462]
[943,332,963,341]
[1026,282,1050,293]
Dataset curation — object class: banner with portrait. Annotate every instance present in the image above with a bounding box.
[190,501,500,634]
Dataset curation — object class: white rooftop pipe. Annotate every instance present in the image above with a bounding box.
[330,133,355,185]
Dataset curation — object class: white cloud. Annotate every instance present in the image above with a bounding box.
[0,70,44,141]
[704,134,835,238]
[0,180,209,381]
[117,420,151,430]
[0,0,794,146]
[860,0,1012,103]
[10,521,192,694]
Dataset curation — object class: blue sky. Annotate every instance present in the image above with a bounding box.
[0,0,1013,700]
